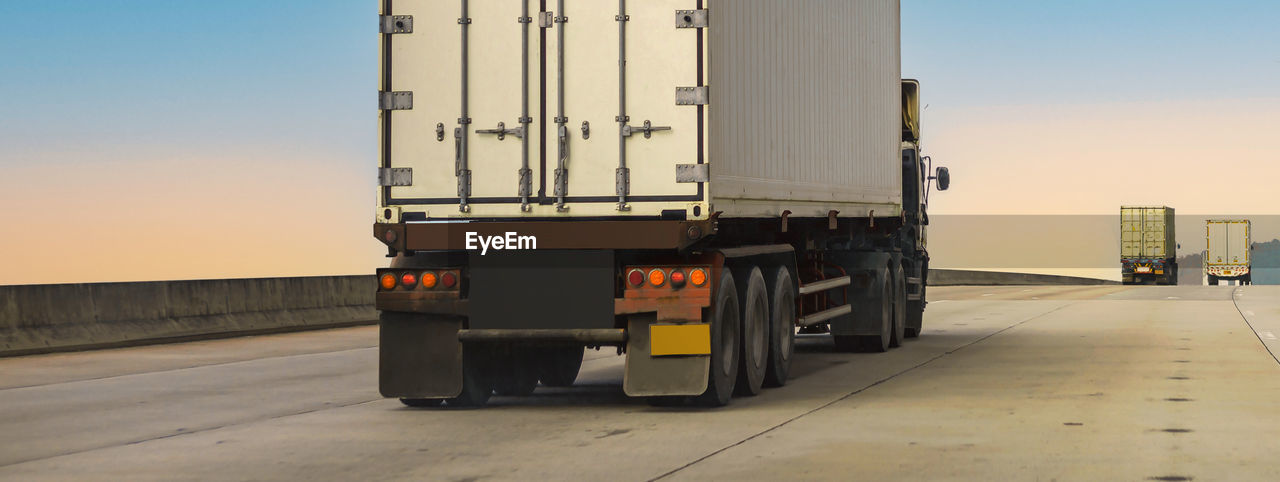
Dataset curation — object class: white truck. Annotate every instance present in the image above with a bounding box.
[372,0,949,407]
[1206,219,1251,285]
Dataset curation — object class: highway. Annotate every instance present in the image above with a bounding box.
[2,285,1279,481]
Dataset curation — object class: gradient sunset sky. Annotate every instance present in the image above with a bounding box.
[1,1,1277,285]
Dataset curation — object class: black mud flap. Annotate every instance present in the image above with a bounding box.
[827,251,891,336]
[379,312,464,398]
[623,314,709,397]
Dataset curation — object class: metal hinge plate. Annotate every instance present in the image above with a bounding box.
[676,86,709,105]
[538,11,554,28]
[379,91,413,110]
[380,15,413,34]
[676,164,709,183]
[675,9,708,28]
[378,167,413,186]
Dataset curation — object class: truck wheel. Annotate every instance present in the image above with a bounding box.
[889,263,906,348]
[444,345,494,407]
[1208,275,1219,286]
[695,269,741,407]
[537,347,583,387]
[764,268,795,388]
[735,267,769,396]
[855,266,892,353]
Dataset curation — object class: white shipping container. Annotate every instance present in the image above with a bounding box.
[376,0,903,221]
[1206,220,1250,267]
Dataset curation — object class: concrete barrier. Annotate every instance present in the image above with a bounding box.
[929,269,1118,286]
[0,275,376,357]
[1,269,1117,357]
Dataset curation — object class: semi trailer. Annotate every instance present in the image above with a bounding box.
[1120,206,1177,285]
[1206,219,1251,285]
[372,0,949,407]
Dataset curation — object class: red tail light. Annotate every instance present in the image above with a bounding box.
[627,269,645,287]
[670,269,686,288]
[441,271,458,288]
[400,273,417,288]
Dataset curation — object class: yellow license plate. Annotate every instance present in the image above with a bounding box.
[1155,270,1164,274]
[650,324,711,356]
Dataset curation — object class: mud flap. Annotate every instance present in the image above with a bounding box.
[623,314,709,397]
[827,251,891,336]
[379,312,464,399]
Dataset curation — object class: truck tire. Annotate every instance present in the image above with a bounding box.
[1209,275,1219,286]
[764,268,795,388]
[537,347,583,387]
[889,263,906,348]
[444,346,494,407]
[855,266,892,353]
[696,269,741,407]
[735,267,769,396]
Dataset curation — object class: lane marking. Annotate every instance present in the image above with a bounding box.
[1263,332,1277,341]
[1166,297,1180,300]
[982,293,993,297]
[1245,310,1255,316]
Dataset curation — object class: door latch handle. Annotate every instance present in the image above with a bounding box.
[476,121,524,140]
[453,127,463,173]
[621,120,671,139]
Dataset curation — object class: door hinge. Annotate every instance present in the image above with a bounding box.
[676,164,709,183]
[379,15,413,34]
[675,9,708,28]
[676,86,709,105]
[378,168,413,186]
[379,91,413,110]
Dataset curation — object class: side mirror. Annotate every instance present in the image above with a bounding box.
[935,166,950,191]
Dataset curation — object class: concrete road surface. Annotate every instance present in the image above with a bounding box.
[2,285,1279,481]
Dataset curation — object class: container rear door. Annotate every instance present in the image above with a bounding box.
[380,0,705,218]
[1207,222,1227,265]
[1227,221,1250,265]
[547,0,703,213]
[1120,208,1143,258]
[382,0,541,213]
[1142,207,1168,258]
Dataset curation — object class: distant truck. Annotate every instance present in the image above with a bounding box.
[372,0,948,407]
[1206,219,1251,285]
[1120,206,1177,285]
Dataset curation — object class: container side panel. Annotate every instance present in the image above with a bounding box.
[709,0,902,218]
